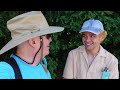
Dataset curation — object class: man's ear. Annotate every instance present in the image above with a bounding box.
[28,38,36,48]
[99,31,107,43]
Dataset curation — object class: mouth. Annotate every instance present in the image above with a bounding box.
[47,46,50,49]
[85,42,93,47]
[85,42,93,46]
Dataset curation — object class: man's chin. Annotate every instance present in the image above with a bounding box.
[45,52,50,56]
[85,46,93,51]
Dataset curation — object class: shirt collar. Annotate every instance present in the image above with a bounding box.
[78,45,106,57]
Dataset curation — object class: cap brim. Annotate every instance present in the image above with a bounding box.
[79,27,102,35]
[0,26,64,55]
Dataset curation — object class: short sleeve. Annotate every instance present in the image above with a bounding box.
[0,61,15,79]
[63,51,74,79]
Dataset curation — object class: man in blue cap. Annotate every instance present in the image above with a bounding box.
[63,19,119,79]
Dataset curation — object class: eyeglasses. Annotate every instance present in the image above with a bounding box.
[46,34,51,39]
[41,34,51,39]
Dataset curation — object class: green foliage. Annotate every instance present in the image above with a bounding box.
[46,56,58,79]
[0,11,120,79]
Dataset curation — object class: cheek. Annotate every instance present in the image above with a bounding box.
[93,38,101,44]
[42,38,50,55]
[43,45,50,55]
[82,38,85,42]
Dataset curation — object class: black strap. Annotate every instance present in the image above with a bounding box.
[5,58,22,79]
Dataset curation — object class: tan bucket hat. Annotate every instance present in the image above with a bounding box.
[0,11,64,55]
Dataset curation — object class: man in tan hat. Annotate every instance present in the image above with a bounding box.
[0,11,64,79]
[63,19,119,79]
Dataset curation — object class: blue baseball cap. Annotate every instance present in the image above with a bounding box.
[79,19,104,35]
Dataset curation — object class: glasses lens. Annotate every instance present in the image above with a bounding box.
[46,34,51,39]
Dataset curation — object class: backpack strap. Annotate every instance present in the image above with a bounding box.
[5,58,22,79]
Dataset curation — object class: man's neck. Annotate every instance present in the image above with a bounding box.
[86,46,100,57]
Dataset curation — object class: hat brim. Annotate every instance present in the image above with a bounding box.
[0,26,64,55]
[79,27,102,35]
